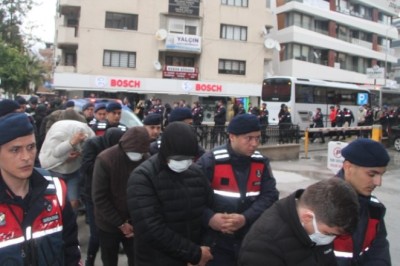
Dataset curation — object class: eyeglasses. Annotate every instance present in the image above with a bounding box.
[241,135,261,143]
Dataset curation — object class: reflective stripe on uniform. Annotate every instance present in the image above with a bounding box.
[0,236,25,248]
[334,251,353,258]
[53,177,64,207]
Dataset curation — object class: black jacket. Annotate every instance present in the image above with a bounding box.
[80,128,124,198]
[127,154,213,266]
[238,190,337,266]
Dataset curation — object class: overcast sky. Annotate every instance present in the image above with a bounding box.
[23,0,57,44]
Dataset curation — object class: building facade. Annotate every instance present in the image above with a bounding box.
[53,0,275,118]
[272,0,399,92]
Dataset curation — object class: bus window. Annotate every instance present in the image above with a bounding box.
[314,86,326,104]
[262,78,291,102]
[295,84,314,103]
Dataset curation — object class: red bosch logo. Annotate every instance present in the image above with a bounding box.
[110,79,141,88]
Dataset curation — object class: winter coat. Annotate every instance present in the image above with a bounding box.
[92,127,150,233]
[127,122,214,266]
[238,190,337,266]
[39,120,95,174]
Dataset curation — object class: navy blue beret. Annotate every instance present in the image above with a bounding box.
[0,113,34,145]
[341,138,390,167]
[228,114,260,135]
[106,102,122,112]
[168,107,192,123]
[143,113,162,125]
[82,102,95,111]
[66,100,75,108]
[0,99,20,117]
[94,103,106,112]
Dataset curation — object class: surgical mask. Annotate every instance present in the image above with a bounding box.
[308,213,336,246]
[126,152,143,161]
[168,159,192,173]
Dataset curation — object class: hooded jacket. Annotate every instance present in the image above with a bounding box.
[127,122,214,265]
[80,127,125,198]
[39,120,95,174]
[92,126,149,233]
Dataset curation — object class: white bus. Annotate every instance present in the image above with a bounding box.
[261,76,371,131]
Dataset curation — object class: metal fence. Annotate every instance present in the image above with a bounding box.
[192,124,301,150]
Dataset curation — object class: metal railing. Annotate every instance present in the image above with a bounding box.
[192,124,301,150]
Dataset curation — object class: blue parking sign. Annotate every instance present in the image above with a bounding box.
[357,93,368,105]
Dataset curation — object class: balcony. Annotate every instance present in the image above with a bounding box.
[57,26,79,47]
[59,0,82,7]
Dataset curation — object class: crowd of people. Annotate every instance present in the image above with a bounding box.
[0,94,393,266]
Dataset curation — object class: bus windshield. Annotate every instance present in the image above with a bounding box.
[262,78,291,102]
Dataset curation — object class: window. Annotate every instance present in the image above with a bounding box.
[103,50,136,68]
[105,12,138,30]
[262,78,291,102]
[287,12,313,30]
[168,18,199,35]
[218,59,246,75]
[221,0,248,7]
[220,24,247,41]
[165,56,195,67]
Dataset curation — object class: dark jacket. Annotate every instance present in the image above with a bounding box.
[0,168,81,265]
[80,128,125,198]
[214,105,226,125]
[335,169,390,265]
[197,144,279,240]
[127,122,214,266]
[127,155,213,266]
[92,127,150,233]
[238,190,337,266]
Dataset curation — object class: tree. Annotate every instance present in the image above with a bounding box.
[0,0,34,50]
[0,0,47,96]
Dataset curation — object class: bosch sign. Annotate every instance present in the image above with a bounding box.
[195,83,222,92]
[110,79,141,88]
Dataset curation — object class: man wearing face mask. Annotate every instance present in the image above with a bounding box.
[238,178,359,266]
[334,138,391,265]
[197,114,279,266]
[127,122,214,266]
[92,126,150,266]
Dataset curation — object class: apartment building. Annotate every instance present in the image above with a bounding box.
[271,0,399,90]
[53,0,275,114]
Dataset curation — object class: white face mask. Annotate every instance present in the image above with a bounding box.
[308,213,336,246]
[168,159,192,173]
[126,152,143,161]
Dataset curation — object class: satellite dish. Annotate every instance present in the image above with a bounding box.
[153,61,162,71]
[155,29,167,41]
[275,41,281,51]
[264,38,275,49]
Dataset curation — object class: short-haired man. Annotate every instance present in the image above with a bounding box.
[334,138,391,265]
[0,113,81,265]
[91,102,127,136]
[238,178,359,266]
[197,114,279,265]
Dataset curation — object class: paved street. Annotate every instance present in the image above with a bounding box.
[77,141,400,265]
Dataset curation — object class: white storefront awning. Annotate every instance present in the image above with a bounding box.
[53,73,261,98]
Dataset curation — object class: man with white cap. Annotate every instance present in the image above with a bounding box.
[0,113,81,265]
[334,138,391,265]
[197,113,279,265]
